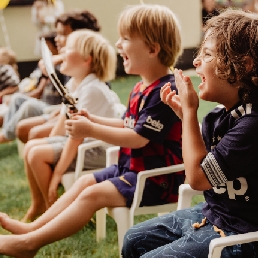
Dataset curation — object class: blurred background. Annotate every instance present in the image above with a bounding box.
[0,0,256,79]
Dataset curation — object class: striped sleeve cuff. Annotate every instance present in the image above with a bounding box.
[201,152,228,186]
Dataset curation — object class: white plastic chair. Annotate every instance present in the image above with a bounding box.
[61,103,126,191]
[96,145,185,257]
[61,140,109,191]
[177,184,258,258]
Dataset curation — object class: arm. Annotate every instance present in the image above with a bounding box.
[26,77,48,99]
[48,137,83,204]
[66,115,149,149]
[49,112,66,137]
[0,85,18,98]
[161,69,211,190]
[71,109,124,128]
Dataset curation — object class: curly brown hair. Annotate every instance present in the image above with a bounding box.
[202,9,258,104]
[55,10,100,32]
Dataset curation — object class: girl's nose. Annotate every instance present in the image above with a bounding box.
[193,57,201,67]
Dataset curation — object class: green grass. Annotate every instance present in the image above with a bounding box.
[0,75,215,257]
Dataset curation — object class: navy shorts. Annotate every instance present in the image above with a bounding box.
[94,164,171,207]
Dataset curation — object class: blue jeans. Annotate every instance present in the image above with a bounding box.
[122,202,258,258]
[2,93,48,140]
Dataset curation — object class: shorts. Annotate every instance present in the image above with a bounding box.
[94,164,173,207]
[46,136,106,172]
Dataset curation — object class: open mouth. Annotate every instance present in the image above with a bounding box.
[198,74,206,83]
[120,54,129,65]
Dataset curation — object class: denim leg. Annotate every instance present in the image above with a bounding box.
[122,203,205,258]
[2,97,48,140]
[122,202,258,258]
[2,93,29,126]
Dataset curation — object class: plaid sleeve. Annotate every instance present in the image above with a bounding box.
[0,64,20,90]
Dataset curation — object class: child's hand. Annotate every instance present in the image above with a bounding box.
[48,175,60,205]
[69,109,91,120]
[161,82,183,120]
[65,115,92,139]
[174,69,199,114]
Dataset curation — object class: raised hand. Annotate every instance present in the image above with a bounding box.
[174,69,199,115]
[160,82,183,120]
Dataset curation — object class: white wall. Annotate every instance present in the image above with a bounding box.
[0,0,201,61]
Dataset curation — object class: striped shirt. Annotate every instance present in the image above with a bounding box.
[0,64,19,91]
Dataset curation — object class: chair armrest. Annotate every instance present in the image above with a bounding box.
[106,146,120,167]
[177,184,203,210]
[131,164,185,211]
[208,231,258,258]
[74,140,109,180]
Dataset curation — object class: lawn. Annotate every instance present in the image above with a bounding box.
[0,75,216,257]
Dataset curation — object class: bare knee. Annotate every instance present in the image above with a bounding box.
[23,139,42,159]
[29,126,49,141]
[73,174,97,190]
[27,146,44,167]
[16,120,30,143]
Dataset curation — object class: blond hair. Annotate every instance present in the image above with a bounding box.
[118,4,182,68]
[0,47,18,75]
[68,29,116,82]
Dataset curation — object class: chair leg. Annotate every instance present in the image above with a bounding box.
[96,208,107,241]
[16,139,25,159]
[107,207,133,257]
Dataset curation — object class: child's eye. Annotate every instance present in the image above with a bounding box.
[203,52,214,63]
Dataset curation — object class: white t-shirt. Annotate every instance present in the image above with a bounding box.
[60,73,120,118]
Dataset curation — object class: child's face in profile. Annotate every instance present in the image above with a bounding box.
[55,22,73,52]
[193,32,235,105]
[116,34,152,76]
[60,35,87,78]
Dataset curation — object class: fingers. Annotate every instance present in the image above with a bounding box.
[174,68,193,91]
[160,82,172,104]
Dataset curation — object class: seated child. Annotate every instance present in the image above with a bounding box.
[0,4,184,257]
[0,47,20,126]
[122,9,258,258]
[0,32,61,143]
[22,29,120,221]
[15,9,101,144]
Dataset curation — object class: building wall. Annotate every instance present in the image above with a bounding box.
[0,0,201,77]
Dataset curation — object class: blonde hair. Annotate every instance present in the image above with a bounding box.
[0,47,18,75]
[68,29,116,82]
[118,4,182,68]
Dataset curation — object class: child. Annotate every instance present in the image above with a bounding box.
[0,47,20,126]
[122,9,258,258]
[0,47,19,75]
[21,28,119,222]
[31,0,64,56]
[0,9,100,143]
[0,32,61,143]
[0,4,184,257]
[15,9,101,143]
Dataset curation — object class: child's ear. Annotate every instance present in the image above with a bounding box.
[149,43,160,57]
[243,56,254,73]
[84,55,92,66]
